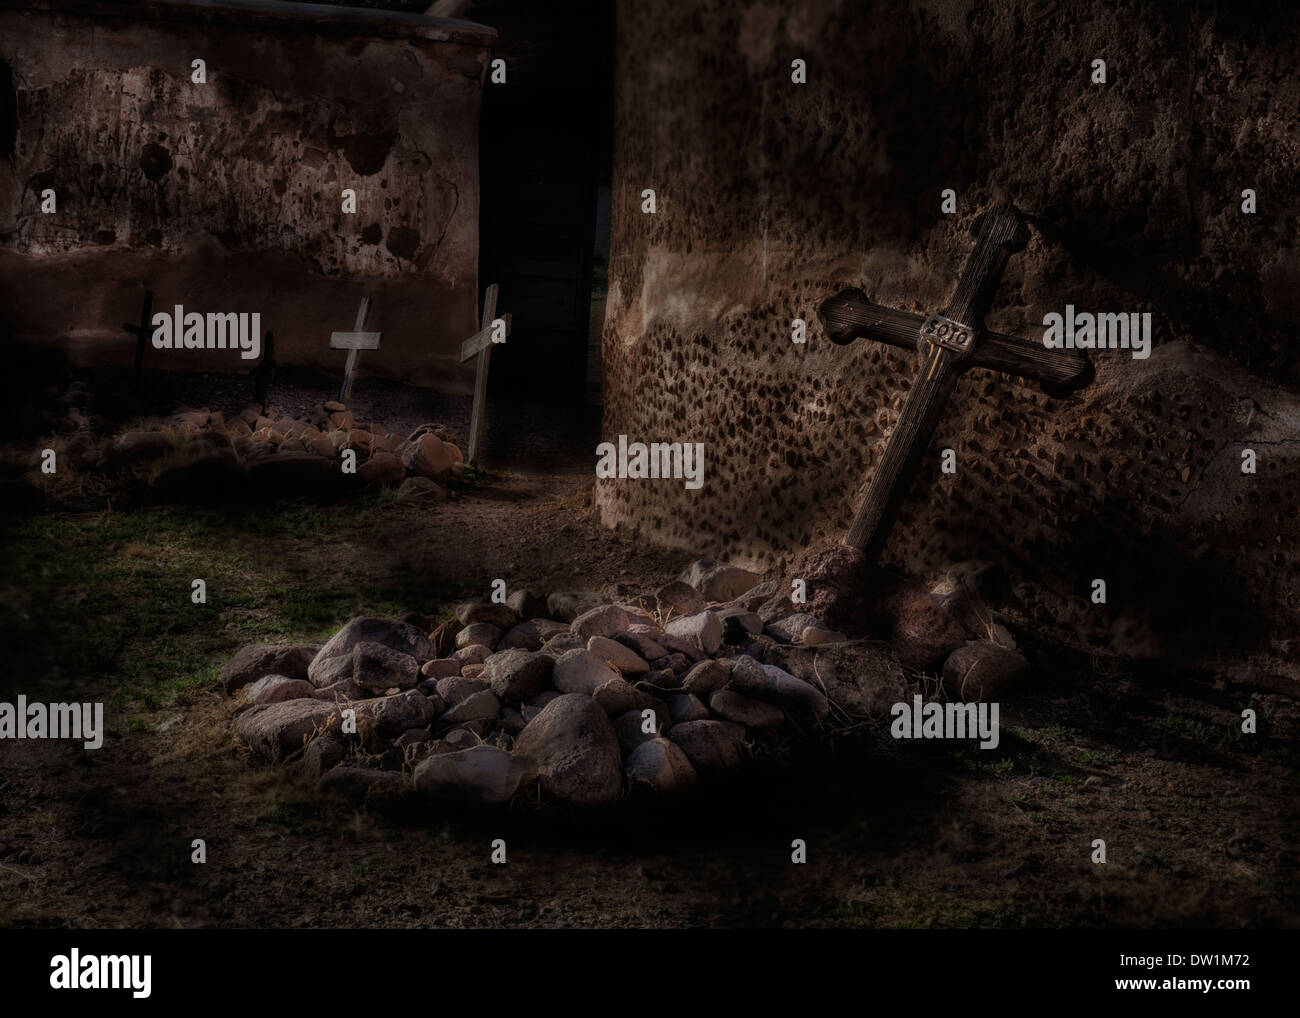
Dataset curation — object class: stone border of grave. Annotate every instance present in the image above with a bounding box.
[39,400,467,500]
[225,554,1029,808]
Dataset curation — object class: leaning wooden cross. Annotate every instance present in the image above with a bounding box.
[817,202,1095,561]
[330,297,382,403]
[122,289,154,394]
[459,283,511,465]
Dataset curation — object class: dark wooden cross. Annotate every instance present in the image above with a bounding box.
[817,202,1094,561]
[459,283,511,465]
[122,289,154,394]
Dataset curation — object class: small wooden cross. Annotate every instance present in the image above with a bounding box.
[330,297,382,403]
[817,203,1095,562]
[459,283,511,465]
[122,289,154,394]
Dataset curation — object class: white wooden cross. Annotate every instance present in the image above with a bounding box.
[459,283,511,465]
[330,297,382,403]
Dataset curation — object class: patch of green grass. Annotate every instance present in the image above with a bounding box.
[0,502,459,717]
[956,753,1015,776]
[1076,748,1118,768]
[1158,711,1248,753]
[1004,726,1040,747]
[240,503,339,541]
[108,642,227,712]
[275,589,360,631]
[456,462,486,485]
[948,724,1048,777]
[259,794,320,827]
[272,586,413,635]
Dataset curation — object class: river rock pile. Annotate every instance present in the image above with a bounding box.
[225,557,1029,808]
[42,400,465,498]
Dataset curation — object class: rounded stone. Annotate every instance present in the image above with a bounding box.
[351,641,420,692]
[624,737,698,795]
[586,634,650,675]
[667,719,747,774]
[412,745,538,805]
[514,693,623,806]
[571,604,632,640]
[308,617,434,688]
[245,674,316,704]
[942,642,1030,701]
[552,648,620,696]
[708,689,785,728]
[663,612,722,655]
[456,623,502,651]
[484,648,553,701]
[456,602,521,629]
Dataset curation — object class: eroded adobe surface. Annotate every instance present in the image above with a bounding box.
[598,0,1300,658]
[0,0,492,389]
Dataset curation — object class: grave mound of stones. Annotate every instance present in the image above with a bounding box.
[35,399,466,499]
[225,554,1029,808]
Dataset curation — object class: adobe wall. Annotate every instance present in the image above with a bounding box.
[0,0,494,390]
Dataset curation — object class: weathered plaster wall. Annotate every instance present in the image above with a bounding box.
[0,0,493,389]
[599,0,1300,659]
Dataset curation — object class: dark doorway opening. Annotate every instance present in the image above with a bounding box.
[473,0,614,407]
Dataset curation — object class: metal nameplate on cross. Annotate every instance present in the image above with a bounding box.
[459,283,511,465]
[330,297,382,403]
[817,202,1095,561]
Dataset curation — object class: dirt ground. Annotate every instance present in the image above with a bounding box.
[0,372,1296,929]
